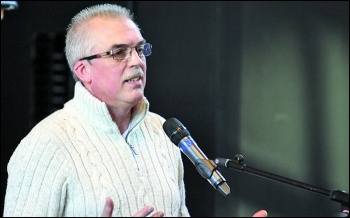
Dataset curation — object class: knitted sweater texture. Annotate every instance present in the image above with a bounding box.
[4,82,190,217]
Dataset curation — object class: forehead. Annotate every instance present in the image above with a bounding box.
[87,16,143,49]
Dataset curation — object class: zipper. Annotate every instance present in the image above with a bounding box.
[126,141,137,155]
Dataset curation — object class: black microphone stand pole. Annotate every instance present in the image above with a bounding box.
[213,154,349,217]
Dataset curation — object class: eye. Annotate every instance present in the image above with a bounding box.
[111,48,127,60]
[136,45,145,56]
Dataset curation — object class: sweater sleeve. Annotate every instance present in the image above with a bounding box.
[4,128,69,217]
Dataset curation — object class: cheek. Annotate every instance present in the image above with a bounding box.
[91,65,123,90]
[102,73,122,92]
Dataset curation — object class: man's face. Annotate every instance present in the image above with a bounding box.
[76,17,147,109]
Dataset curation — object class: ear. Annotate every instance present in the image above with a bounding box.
[74,60,92,83]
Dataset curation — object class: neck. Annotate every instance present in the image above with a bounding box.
[109,107,132,134]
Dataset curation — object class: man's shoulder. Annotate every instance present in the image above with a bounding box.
[147,111,166,121]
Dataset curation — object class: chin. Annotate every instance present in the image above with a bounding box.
[131,93,144,103]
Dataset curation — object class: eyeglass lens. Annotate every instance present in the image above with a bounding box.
[112,43,152,61]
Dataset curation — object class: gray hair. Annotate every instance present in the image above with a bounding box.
[65,3,137,81]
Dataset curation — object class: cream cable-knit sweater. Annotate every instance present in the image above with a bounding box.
[4,82,190,217]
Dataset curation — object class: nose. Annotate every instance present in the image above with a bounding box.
[127,47,144,66]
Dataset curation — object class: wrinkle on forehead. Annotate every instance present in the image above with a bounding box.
[85,16,143,52]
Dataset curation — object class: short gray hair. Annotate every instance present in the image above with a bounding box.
[65,4,137,81]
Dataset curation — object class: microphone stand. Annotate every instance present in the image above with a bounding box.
[213,154,349,217]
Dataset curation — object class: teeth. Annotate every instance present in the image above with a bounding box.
[127,77,140,82]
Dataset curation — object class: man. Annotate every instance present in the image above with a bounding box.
[3,3,267,217]
[4,3,187,217]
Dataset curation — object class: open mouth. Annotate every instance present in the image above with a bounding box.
[125,76,141,83]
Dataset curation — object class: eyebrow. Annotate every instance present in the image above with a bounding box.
[109,39,147,50]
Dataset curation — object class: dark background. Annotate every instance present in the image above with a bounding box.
[1,1,349,217]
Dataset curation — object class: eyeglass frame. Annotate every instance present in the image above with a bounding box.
[79,42,152,62]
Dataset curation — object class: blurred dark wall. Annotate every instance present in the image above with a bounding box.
[1,1,348,217]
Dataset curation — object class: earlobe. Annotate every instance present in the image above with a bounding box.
[74,60,91,83]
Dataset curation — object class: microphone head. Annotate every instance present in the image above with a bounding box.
[163,118,191,145]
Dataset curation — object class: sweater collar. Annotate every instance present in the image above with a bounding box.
[66,82,149,133]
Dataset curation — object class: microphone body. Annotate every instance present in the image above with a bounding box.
[163,118,230,197]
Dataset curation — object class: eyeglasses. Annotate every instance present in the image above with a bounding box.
[79,43,152,62]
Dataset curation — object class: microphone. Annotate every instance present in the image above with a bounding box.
[163,117,230,197]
